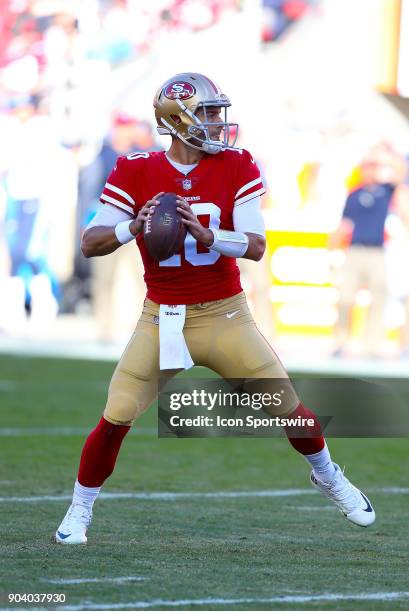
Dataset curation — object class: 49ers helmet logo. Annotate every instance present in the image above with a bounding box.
[164,81,196,100]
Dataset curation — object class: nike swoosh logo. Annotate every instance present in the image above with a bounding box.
[360,492,373,513]
[226,310,240,319]
[57,531,70,539]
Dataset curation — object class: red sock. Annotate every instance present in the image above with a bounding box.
[77,417,130,487]
[284,403,325,455]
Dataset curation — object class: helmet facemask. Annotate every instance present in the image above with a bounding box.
[185,103,239,154]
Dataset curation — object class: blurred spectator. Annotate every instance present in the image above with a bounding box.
[392,177,409,357]
[330,143,407,357]
[67,113,156,341]
[262,0,317,43]
[73,114,152,278]
[2,94,77,333]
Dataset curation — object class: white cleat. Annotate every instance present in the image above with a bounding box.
[55,503,92,544]
[310,463,375,527]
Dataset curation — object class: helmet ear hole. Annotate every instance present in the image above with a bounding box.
[170,114,182,124]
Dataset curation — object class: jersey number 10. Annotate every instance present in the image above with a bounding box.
[159,203,221,267]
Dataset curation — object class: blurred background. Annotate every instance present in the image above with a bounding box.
[1,0,409,374]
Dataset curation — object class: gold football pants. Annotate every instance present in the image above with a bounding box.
[104,292,299,425]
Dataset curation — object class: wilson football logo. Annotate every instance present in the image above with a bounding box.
[164,82,196,100]
[160,212,173,226]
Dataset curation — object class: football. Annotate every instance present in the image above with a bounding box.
[143,192,187,261]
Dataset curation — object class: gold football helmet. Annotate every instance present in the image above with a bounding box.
[153,72,239,154]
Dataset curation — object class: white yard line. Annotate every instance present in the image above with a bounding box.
[0,490,311,503]
[57,591,409,610]
[0,427,91,436]
[0,379,107,391]
[0,427,155,436]
[284,505,335,511]
[45,577,146,585]
[0,486,408,504]
[2,592,409,612]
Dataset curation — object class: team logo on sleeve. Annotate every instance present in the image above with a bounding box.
[164,82,196,100]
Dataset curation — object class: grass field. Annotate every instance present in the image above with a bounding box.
[1,354,409,611]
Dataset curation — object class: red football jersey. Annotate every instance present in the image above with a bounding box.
[100,149,265,304]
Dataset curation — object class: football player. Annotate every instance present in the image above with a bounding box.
[56,73,375,544]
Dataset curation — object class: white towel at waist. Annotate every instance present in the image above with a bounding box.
[159,304,194,370]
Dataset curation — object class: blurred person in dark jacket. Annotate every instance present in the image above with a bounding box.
[330,142,407,357]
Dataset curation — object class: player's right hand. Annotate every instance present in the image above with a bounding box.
[130,192,164,236]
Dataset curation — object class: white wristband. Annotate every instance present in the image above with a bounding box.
[115,220,135,244]
[209,228,249,258]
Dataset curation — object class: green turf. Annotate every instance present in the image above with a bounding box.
[0,354,408,611]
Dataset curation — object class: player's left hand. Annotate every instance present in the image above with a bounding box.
[176,197,214,247]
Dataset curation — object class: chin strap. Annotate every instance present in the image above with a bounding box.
[202,142,224,154]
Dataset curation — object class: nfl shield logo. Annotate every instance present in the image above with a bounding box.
[182,178,192,191]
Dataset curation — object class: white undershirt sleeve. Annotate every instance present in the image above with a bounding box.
[233,196,265,237]
[85,204,133,231]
